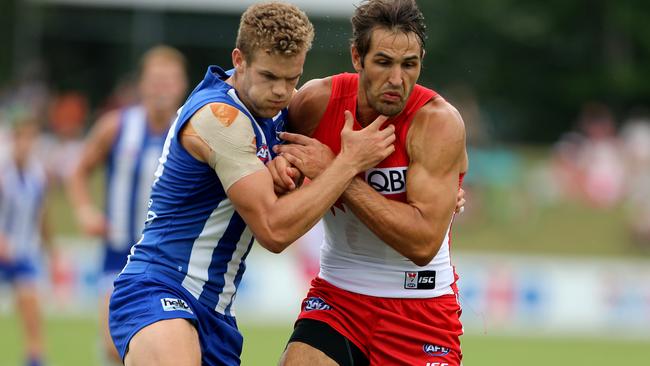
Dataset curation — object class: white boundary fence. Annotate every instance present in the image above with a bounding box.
[1,238,649,339]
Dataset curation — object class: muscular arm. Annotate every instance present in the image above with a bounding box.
[342,100,468,266]
[182,102,393,254]
[67,111,120,235]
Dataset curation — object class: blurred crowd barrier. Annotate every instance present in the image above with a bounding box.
[1,240,648,339]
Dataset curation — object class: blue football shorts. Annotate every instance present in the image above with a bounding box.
[0,257,38,284]
[109,271,243,365]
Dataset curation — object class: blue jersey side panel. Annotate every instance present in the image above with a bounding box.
[123,66,286,315]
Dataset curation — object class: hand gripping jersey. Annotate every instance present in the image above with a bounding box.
[313,73,461,298]
[121,66,285,316]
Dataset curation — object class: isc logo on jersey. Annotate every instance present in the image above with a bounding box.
[160,298,193,314]
[404,271,436,290]
[365,167,407,194]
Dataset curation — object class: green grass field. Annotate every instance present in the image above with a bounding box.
[0,315,648,365]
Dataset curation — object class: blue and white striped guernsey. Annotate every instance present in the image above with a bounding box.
[0,156,47,260]
[121,66,286,316]
[105,105,167,252]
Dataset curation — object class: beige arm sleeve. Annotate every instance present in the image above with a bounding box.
[190,103,266,191]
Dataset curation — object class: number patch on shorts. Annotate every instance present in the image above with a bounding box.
[404,270,436,289]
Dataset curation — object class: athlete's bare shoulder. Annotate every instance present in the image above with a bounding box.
[410,97,465,145]
[288,77,333,136]
[181,102,256,163]
[408,97,467,171]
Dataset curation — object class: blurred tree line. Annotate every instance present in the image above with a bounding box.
[418,0,650,142]
[1,0,649,143]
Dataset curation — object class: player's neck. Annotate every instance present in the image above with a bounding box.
[355,91,379,128]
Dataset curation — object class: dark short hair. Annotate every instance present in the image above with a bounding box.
[351,0,426,65]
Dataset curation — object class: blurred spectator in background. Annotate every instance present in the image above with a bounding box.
[620,111,650,250]
[67,45,188,365]
[0,61,51,166]
[544,131,585,203]
[574,102,625,208]
[447,83,523,223]
[41,91,89,184]
[2,60,51,122]
[0,106,53,366]
[544,102,625,208]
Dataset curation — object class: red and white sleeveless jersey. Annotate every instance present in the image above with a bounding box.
[312,73,461,298]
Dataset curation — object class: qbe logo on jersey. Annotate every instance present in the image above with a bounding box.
[404,270,436,290]
[160,298,193,314]
[365,167,408,194]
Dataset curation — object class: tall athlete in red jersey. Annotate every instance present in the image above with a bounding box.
[275,1,468,365]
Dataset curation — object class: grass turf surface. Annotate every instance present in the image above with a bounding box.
[0,315,648,365]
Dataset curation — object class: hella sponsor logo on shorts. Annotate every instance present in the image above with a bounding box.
[423,343,450,357]
[365,167,408,194]
[160,298,193,314]
[425,363,448,366]
[303,297,332,311]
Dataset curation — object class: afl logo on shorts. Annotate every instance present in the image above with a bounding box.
[303,297,332,311]
[365,167,407,194]
[423,343,450,357]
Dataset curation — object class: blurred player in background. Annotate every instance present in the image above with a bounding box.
[67,45,188,365]
[107,2,395,365]
[277,1,468,365]
[0,108,53,366]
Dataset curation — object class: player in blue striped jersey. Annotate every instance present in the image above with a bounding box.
[108,3,396,366]
[68,46,188,364]
[0,112,52,366]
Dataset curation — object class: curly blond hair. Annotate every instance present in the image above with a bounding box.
[236,2,314,60]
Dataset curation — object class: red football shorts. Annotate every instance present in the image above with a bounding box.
[296,277,463,366]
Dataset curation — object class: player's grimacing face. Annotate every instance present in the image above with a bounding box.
[353,28,422,117]
[237,50,305,118]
